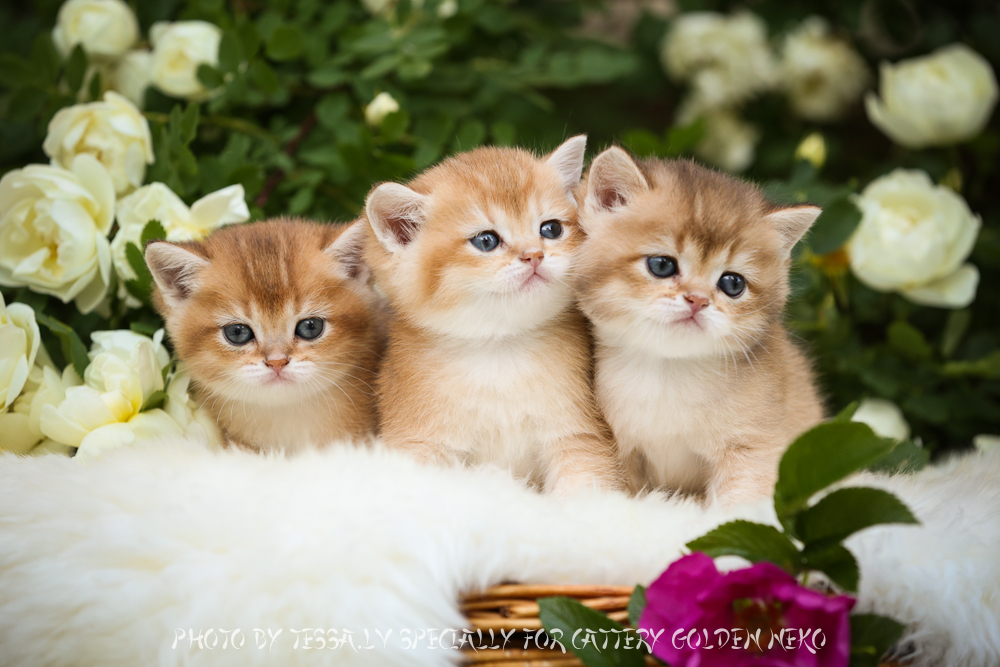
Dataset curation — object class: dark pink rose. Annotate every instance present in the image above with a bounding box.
[639,553,855,667]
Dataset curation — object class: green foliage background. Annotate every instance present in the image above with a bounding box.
[1,0,997,456]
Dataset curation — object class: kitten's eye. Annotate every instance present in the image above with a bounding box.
[295,317,324,340]
[718,272,746,298]
[223,323,254,345]
[646,256,678,279]
[540,220,563,239]
[470,231,501,252]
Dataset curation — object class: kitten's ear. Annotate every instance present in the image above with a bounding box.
[145,242,209,309]
[545,134,587,195]
[766,205,822,251]
[585,147,648,212]
[365,182,427,253]
[325,220,370,282]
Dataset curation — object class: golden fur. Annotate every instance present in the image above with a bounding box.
[364,137,622,493]
[146,218,382,452]
[576,149,824,504]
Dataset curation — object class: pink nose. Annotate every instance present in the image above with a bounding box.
[684,293,709,313]
[520,250,543,269]
[265,357,289,370]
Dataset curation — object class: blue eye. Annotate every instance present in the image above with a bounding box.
[295,318,324,340]
[540,220,563,239]
[718,272,746,298]
[223,323,254,345]
[646,256,678,278]
[470,231,501,252]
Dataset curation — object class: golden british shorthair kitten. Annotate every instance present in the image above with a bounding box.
[145,218,382,452]
[363,136,622,494]
[576,148,824,504]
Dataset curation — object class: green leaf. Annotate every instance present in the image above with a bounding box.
[538,598,646,667]
[33,311,90,379]
[941,308,971,358]
[125,242,154,303]
[307,64,349,88]
[141,389,167,412]
[236,21,260,58]
[887,321,932,362]
[774,422,898,529]
[849,614,905,667]
[627,585,646,628]
[248,61,281,95]
[867,439,930,473]
[795,487,918,546]
[801,542,859,592]
[179,104,200,144]
[218,30,244,73]
[266,24,305,61]
[6,86,47,122]
[0,53,34,87]
[833,401,859,422]
[65,44,88,93]
[31,34,60,85]
[664,118,705,156]
[196,64,225,90]
[454,119,486,150]
[808,197,861,255]
[87,69,103,101]
[687,520,801,570]
[491,121,516,146]
[141,219,167,246]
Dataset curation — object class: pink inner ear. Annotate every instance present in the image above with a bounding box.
[598,187,629,210]
[386,214,416,246]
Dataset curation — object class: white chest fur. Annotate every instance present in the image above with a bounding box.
[596,345,733,493]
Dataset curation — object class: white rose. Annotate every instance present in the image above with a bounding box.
[865,44,999,149]
[852,398,910,441]
[110,49,153,108]
[52,0,139,61]
[661,11,778,109]
[365,92,401,126]
[163,367,223,449]
[40,330,177,457]
[781,17,870,122]
[43,92,154,196]
[110,183,250,290]
[847,169,981,308]
[0,293,41,411]
[149,21,223,100]
[0,154,114,314]
[0,365,76,455]
[973,434,1000,451]
[678,103,759,173]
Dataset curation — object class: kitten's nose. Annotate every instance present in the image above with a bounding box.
[265,357,289,370]
[520,249,544,268]
[684,293,709,312]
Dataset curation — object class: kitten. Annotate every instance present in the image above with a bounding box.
[363,136,622,494]
[576,148,824,504]
[145,218,383,452]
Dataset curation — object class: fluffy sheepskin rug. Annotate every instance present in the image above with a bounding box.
[1,440,998,667]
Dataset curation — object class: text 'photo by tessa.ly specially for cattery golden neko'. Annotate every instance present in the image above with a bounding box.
[363,135,623,496]
[145,219,383,452]
[576,148,824,505]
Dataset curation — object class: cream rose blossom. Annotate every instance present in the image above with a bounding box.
[661,11,778,109]
[1,365,78,455]
[52,0,139,60]
[677,103,760,173]
[865,44,999,148]
[149,21,223,100]
[39,329,182,458]
[43,92,154,196]
[852,398,910,441]
[163,367,223,449]
[110,183,250,293]
[365,92,401,126]
[0,154,114,313]
[110,50,153,109]
[847,169,981,308]
[0,294,44,454]
[781,17,870,122]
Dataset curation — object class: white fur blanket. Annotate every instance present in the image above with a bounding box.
[1,440,998,667]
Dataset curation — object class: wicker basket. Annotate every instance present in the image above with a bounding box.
[459,584,902,667]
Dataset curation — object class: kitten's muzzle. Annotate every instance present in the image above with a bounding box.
[265,357,290,370]
[519,249,544,269]
[684,293,709,314]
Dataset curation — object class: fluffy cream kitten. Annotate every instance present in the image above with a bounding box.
[576,148,824,504]
[363,136,622,494]
[146,218,383,452]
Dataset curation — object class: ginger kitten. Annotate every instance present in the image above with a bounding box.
[363,136,621,494]
[146,218,382,452]
[576,148,823,504]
